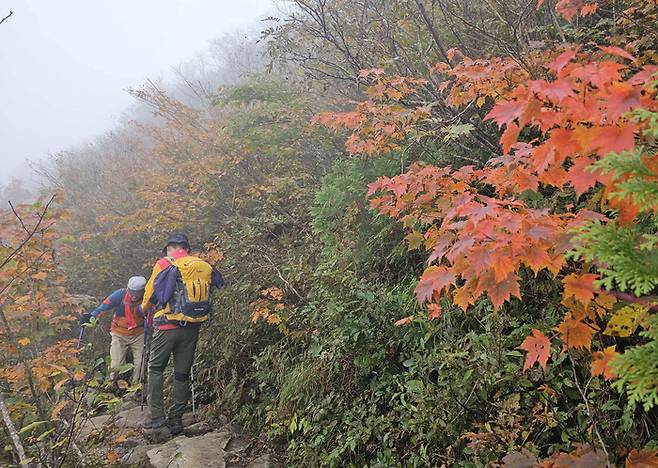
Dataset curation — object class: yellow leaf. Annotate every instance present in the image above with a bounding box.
[106,452,119,463]
[50,400,70,420]
[18,338,30,346]
[604,304,647,337]
[32,271,48,281]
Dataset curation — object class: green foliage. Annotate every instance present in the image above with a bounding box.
[569,220,658,295]
[612,314,658,411]
[311,157,418,280]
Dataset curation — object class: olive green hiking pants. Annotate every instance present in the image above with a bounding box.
[147,325,200,419]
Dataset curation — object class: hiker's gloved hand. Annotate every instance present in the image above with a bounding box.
[79,312,93,325]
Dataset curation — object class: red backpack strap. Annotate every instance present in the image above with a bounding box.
[157,256,175,269]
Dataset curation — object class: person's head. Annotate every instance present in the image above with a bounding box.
[127,276,147,301]
[163,232,191,256]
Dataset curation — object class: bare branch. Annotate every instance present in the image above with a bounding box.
[0,195,56,271]
[0,10,13,26]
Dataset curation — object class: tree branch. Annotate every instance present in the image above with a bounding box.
[0,388,28,465]
[412,0,451,65]
[0,195,56,271]
[0,10,13,26]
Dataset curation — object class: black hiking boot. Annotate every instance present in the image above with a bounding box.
[168,415,183,435]
[142,416,166,430]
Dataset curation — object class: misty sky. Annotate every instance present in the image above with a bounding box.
[0,0,274,182]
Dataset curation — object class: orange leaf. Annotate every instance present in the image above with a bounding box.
[485,100,525,128]
[415,266,455,303]
[520,329,551,371]
[566,157,600,196]
[427,303,442,320]
[556,314,596,350]
[394,316,413,326]
[590,345,619,380]
[563,273,598,305]
[500,122,520,154]
[32,271,48,281]
[487,273,521,310]
[50,400,70,420]
[626,449,658,467]
[599,45,636,63]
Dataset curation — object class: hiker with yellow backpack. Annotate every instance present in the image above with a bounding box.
[141,233,224,434]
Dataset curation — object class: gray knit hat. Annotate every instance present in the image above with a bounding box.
[127,276,147,292]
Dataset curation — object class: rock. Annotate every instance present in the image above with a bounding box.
[225,435,250,455]
[147,431,232,468]
[77,413,113,440]
[115,405,150,430]
[182,411,195,426]
[216,414,229,426]
[246,454,274,468]
[183,421,211,436]
[143,426,172,444]
[121,443,158,466]
[122,436,141,449]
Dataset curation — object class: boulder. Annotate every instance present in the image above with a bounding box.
[183,421,211,436]
[147,431,232,468]
[182,411,195,426]
[120,443,158,466]
[225,435,250,455]
[115,405,150,430]
[247,454,275,468]
[76,413,113,441]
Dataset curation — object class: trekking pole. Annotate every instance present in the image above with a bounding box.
[190,363,196,417]
[140,325,150,411]
[76,327,85,349]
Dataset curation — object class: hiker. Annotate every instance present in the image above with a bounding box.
[80,276,147,392]
[141,232,224,434]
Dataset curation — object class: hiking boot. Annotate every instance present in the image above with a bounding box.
[168,415,183,435]
[142,416,166,430]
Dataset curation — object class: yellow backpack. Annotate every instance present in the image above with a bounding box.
[154,255,214,323]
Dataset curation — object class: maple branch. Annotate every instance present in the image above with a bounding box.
[0,195,56,271]
[0,10,13,26]
[567,349,610,466]
[8,201,30,235]
[0,387,28,465]
[0,249,50,298]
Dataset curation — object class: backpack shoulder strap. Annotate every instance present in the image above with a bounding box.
[157,257,175,269]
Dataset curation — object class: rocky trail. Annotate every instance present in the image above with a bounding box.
[76,400,276,467]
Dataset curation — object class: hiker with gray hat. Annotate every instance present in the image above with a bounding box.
[80,276,148,392]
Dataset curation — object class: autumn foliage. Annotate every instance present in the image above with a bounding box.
[316,0,658,464]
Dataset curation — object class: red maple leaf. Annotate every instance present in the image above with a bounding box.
[556,314,597,350]
[563,273,598,305]
[599,45,636,63]
[550,48,579,75]
[427,303,442,320]
[590,345,619,380]
[415,265,456,303]
[520,328,551,371]
[485,100,525,128]
[606,83,642,121]
[394,316,414,326]
[566,156,600,196]
[487,272,521,310]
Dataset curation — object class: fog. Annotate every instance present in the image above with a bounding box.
[0,0,274,184]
